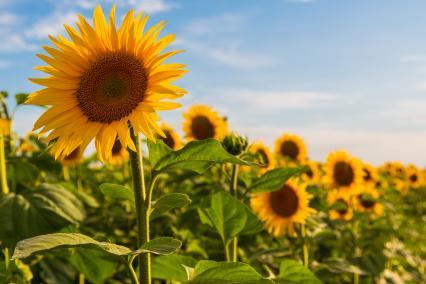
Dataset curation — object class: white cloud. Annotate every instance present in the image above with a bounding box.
[25,11,78,40]
[0,31,37,52]
[0,60,9,69]
[219,89,337,109]
[401,54,426,63]
[128,0,176,13]
[416,81,426,92]
[185,13,246,36]
[379,99,426,127]
[0,12,17,25]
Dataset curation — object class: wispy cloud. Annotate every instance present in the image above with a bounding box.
[0,12,17,25]
[401,54,426,63]
[379,98,426,127]
[25,11,78,40]
[0,60,9,69]
[219,89,337,109]
[184,13,246,36]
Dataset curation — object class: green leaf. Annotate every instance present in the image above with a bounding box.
[151,139,256,174]
[152,255,197,282]
[276,259,322,284]
[69,247,118,284]
[191,261,272,283]
[0,184,86,248]
[150,193,191,220]
[317,258,366,275]
[8,158,39,185]
[239,205,264,236]
[249,167,307,193]
[198,191,247,242]
[12,233,131,260]
[130,237,182,256]
[147,139,173,168]
[99,183,134,209]
[15,93,29,105]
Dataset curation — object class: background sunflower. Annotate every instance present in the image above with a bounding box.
[182,105,227,141]
[274,134,307,164]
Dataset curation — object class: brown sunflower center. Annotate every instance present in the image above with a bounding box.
[359,194,375,209]
[161,130,176,149]
[306,166,314,178]
[269,185,299,217]
[64,147,80,160]
[257,149,269,166]
[76,52,147,123]
[112,139,123,155]
[280,141,299,160]
[363,168,371,181]
[190,115,215,140]
[336,198,348,215]
[333,161,355,186]
[409,174,418,183]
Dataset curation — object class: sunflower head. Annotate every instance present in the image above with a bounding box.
[182,105,227,141]
[274,134,307,164]
[251,179,316,237]
[324,150,363,195]
[406,164,424,189]
[26,5,187,161]
[156,123,182,150]
[59,146,83,167]
[301,160,321,184]
[247,141,275,173]
[221,133,248,156]
[355,186,383,216]
[362,163,378,186]
[327,190,353,221]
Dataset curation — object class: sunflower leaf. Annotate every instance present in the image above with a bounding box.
[150,193,191,220]
[249,167,308,193]
[151,139,256,175]
[276,259,323,284]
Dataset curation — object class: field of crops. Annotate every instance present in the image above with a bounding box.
[0,4,425,284]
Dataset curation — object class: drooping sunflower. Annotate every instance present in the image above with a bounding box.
[354,186,383,216]
[274,134,307,164]
[324,150,363,195]
[26,5,187,161]
[251,179,316,236]
[327,190,353,221]
[182,105,227,141]
[59,146,83,167]
[105,137,129,165]
[362,163,378,187]
[157,123,182,150]
[248,142,275,173]
[406,164,424,189]
[301,160,321,184]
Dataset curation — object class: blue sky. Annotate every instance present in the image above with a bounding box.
[0,0,425,165]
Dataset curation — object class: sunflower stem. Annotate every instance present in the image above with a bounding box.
[126,256,140,284]
[129,127,151,284]
[229,164,239,262]
[0,132,9,195]
[63,166,70,182]
[301,223,309,267]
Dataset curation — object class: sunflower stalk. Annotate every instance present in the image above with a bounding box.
[301,223,309,267]
[129,128,151,284]
[229,164,239,262]
[0,132,9,195]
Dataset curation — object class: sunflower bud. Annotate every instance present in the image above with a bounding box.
[221,133,248,156]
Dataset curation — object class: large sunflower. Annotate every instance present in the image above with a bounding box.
[324,151,363,195]
[157,122,182,150]
[354,186,383,216]
[182,105,227,141]
[26,5,187,161]
[248,142,275,173]
[406,164,424,189]
[274,134,307,164]
[251,179,316,236]
[327,190,353,221]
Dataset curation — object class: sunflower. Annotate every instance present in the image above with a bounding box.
[157,123,182,150]
[274,134,307,164]
[26,5,187,161]
[59,145,83,167]
[324,151,363,195]
[406,165,424,189]
[354,186,383,216]
[251,179,316,236]
[362,163,378,187]
[17,133,39,155]
[380,162,405,178]
[327,190,353,221]
[182,105,227,141]
[105,137,129,165]
[247,142,275,173]
[301,160,321,184]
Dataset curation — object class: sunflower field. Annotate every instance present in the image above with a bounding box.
[0,5,425,284]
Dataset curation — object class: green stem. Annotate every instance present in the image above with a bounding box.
[127,256,140,284]
[128,128,150,284]
[229,164,239,262]
[352,218,360,284]
[0,133,9,195]
[224,240,231,262]
[76,165,83,192]
[78,273,85,284]
[63,166,70,182]
[3,248,9,271]
[301,223,309,267]
[354,273,359,284]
